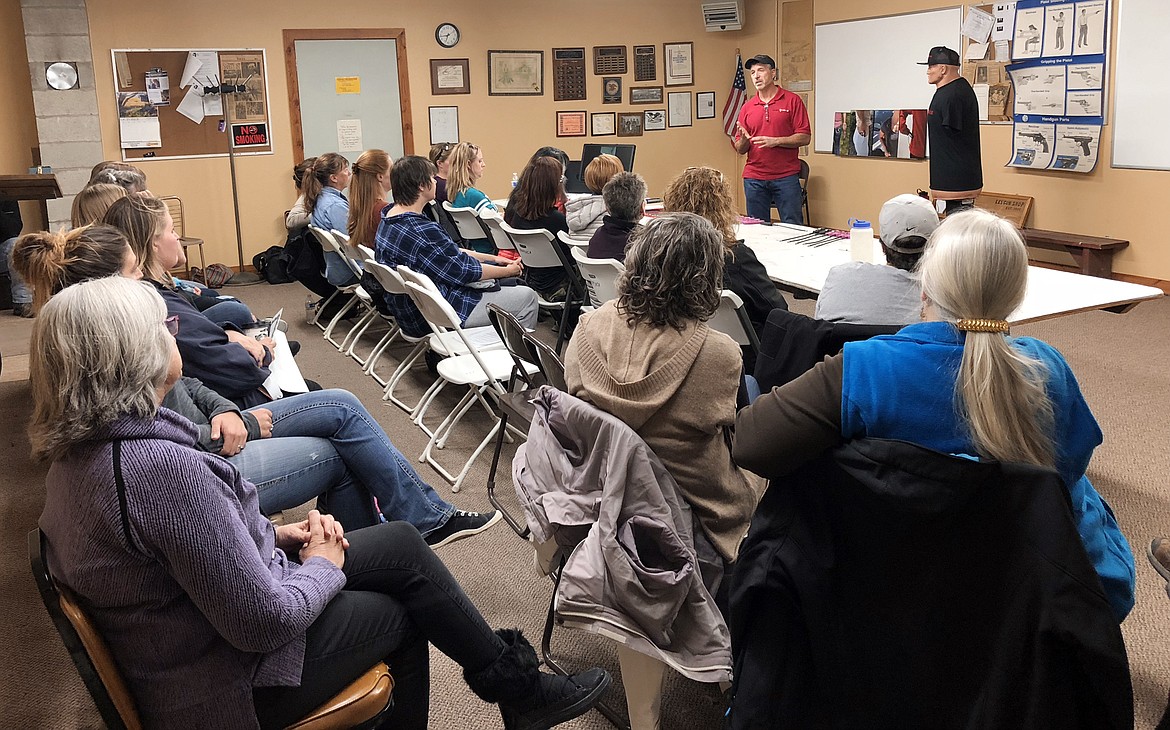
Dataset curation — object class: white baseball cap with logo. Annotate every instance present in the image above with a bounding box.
[878,194,941,252]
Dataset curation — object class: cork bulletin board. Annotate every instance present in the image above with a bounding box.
[112,48,273,160]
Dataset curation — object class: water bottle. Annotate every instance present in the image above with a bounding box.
[849,219,874,263]
[511,172,519,189]
[304,293,316,324]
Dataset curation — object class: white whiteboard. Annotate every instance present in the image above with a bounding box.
[813,8,963,153]
[1112,0,1168,169]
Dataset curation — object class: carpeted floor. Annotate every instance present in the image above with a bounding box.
[1,281,1168,728]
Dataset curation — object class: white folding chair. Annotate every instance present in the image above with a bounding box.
[499,221,586,353]
[442,202,489,242]
[321,228,377,353]
[400,279,535,492]
[396,265,507,439]
[570,246,624,310]
[708,290,761,359]
[338,244,396,367]
[556,229,589,249]
[309,226,370,347]
[478,210,518,255]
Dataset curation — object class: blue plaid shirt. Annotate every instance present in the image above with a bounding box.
[374,211,483,337]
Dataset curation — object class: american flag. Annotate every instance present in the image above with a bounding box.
[722,54,747,137]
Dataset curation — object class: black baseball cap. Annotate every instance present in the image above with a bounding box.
[918,46,960,66]
[744,54,776,70]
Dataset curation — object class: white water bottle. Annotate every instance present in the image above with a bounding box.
[511,172,519,188]
[849,218,874,263]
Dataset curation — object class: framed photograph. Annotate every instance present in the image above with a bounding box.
[644,109,666,131]
[664,41,694,86]
[602,77,622,104]
[430,58,470,95]
[696,91,716,119]
[618,112,643,137]
[630,86,663,105]
[591,112,616,137]
[668,92,692,127]
[428,106,459,144]
[488,50,544,96]
[556,110,587,137]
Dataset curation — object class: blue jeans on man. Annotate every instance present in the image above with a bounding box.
[2,236,33,307]
[744,174,804,225]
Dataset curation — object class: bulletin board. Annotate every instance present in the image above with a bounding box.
[960,4,1015,122]
[111,48,273,160]
[813,7,963,153]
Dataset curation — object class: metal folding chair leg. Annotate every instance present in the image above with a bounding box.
[486,409,532,539]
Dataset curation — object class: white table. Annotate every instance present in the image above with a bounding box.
[738,223,1163,325]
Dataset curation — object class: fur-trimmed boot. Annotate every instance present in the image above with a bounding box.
[465,628,611,730]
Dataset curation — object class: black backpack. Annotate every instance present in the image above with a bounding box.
[252,244,295,284]
[282,226,337,299]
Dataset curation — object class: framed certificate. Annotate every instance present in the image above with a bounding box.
[556,110,587,137]
[668,92,692,127]
[696,91,717,119]
[488,50,544,96]
[644,109,666,131]
[591,112,616,136]
[664,41,694,86]
[430,58,470,95]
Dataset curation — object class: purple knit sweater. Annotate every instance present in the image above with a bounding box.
[40,408,346,729]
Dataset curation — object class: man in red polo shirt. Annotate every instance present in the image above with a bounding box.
[732,54,811,225]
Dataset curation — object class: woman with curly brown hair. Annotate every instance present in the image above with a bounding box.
[565,212,762,569]
[663,166,787,337]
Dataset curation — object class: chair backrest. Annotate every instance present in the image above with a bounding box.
[395,263,443,295]
[478,210,517,252]
[355,244,376,264]
[498,222,564,269]
[29,528,142,730]
[442,202,489,241]
[486,303,540,388]
[799,158,810,187]
[158,196,188,239]
[330,229,367,279]
[364,259,408,296]
[521,329,568,391]
[556,229,588,248]
[571,246,624,308]
[709,290,761,354]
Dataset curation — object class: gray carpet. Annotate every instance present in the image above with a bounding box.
[1,281,1168,728]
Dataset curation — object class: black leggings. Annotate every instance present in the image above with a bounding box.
[252,521,504,729]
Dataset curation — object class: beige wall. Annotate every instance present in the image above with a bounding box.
[811,0,1166,279]
[2,0,45,230]
[82,0,777,268]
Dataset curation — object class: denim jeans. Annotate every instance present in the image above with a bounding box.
[744,174,804,225]
[252,522,505,730]
[230,389,454,534]
[201,299,256,329]
[1,236,32,305]
[324,250,359,288]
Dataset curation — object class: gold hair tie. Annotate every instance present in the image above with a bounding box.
[955,318,1010,333]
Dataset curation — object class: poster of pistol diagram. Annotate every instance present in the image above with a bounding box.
[1006,0,1107,172]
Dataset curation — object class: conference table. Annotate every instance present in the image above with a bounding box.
[738,222,1163,325]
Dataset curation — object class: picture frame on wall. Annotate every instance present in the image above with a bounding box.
[430,58,470,95]
[618,112,643,137]
[644,109,666,131]
[591,112,616,136]
[429,106,459,144]
[556,110,588,137]
[696,91,716,119]
[488,50,544,96]
[630,86,664,105]
[668,92,692,127]
[664,41,694,86]
[602,77,622,104]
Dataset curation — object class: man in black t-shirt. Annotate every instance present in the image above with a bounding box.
[920,46,982,214]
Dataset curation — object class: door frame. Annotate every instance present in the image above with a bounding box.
[282,28,415,162]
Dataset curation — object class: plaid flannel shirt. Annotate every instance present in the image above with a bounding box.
[374,211,483,337]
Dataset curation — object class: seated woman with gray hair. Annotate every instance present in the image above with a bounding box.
[28,275,609,729]
[586,171,646,262]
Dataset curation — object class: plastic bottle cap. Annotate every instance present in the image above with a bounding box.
[849,219,872,229]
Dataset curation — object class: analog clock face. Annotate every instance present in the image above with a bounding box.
[436,23,460,48]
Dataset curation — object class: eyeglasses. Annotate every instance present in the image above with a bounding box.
[164,315,180,336]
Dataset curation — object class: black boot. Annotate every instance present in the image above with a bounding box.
[465,628,611,730]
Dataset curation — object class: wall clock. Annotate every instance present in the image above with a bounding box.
[436,23,460,48]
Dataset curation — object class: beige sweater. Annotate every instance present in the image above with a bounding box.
[565,302,763,561]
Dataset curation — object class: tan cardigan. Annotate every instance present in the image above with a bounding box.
[564,302,763,562]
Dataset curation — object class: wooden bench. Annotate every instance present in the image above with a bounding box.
[1021,228,1129,279]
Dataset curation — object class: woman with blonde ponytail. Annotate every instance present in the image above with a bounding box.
[12,225,140,311]
[735,208,1135,621]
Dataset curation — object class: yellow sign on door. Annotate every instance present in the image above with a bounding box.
[335,76,361,94]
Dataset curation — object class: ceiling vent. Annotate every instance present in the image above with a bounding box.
[703,1,744,32]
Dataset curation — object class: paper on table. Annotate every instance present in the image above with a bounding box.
[973,83,990,120]
[966,42,990,61]
[176,87,205,123]
[963,7,995,43]
[261,329,308,400]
